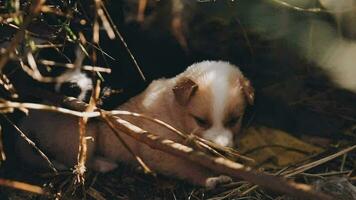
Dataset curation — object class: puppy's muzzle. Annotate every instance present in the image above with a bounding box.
[203,128,234,147]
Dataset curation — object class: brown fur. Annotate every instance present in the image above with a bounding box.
[17,61,254,187]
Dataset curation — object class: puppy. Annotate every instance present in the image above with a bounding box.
[17,60,254,187]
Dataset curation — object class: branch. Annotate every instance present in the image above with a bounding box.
[0,178,47,195]
[75,80,101,183]
[104,113,331,200]
[10,89,333,200]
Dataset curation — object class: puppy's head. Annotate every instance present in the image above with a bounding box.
[173,61,254,147]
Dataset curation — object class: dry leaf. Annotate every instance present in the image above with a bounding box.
[238,127,323,168]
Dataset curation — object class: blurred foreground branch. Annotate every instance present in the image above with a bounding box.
[0,178,47,195]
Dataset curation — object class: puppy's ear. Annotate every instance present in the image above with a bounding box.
[239,76,254,105]
[173,78,198,106]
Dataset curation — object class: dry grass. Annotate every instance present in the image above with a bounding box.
[0,0,355,200]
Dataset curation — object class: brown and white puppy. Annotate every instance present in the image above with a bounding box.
[170,61,254,147]
[17,60,254,188]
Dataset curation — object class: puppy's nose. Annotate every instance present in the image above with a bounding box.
[214,135,233,147]
[203,129,234,147]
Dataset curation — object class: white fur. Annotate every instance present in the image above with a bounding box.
[204,127,233,147]
[54,70,93,101]
[184,61,242,147]
[142,80,166,109]
[208,63,232,125]
[74,72,93,100]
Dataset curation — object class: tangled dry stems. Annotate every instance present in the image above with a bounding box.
[0,0,355,199]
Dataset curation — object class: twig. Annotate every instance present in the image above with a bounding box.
[0,125,6,161]
[17,51,88,84]
[101,3,146,81]
[0,73,18,98]
[282,145,356,177]
[0,101,98,117]
[40,5,70,17]
[235,166,291,197]
[171,0,187,49]
[0,0,46,71]
[38,59,112,73]
[269,0,325,13]
[93,1,100,44]
[3,90,332,199]
[0,178,47,195]
[95,0,115,40]
[137,0,148,22]
[340,153,347,172]
[235,17,254,58]
[105,110,254,162]
[104,114,331,200]
[101,111,154,174]
[85,41,116,61]
[2,114,58,173]
[0,99,252,163]
[74,80,100,183]
[207,187,242,200]
[300,170,352,178]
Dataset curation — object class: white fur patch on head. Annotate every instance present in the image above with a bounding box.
[207,63,232,125]
[55,71,93,101]
[73,72,93,100]
[182,61,242,147]
[182,61,242,124]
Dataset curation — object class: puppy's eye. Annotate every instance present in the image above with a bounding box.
[191,115,210,128]
[226,116,240,127]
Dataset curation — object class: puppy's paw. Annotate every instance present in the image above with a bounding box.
[205,175,232,189]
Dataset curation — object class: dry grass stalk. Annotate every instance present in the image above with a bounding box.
[2,114,58,173]
[37,59,111,73]
[101,4,146,81]
[0,74,18,98]
[237,145,356,197]
[0,0,45,71]
[101,111,154,174]
[1,87,333,199]
[0,101,98,118]
[171,0,187,49]
[270,0,325,13]
[301,170,353,178]
[72,8,104,182]
[0,98,251,165]
[17,52,88,84]
[104,114,331,200]
[1,98,251,170]
[40,5,69,17]
[137,0,148,22]
[75,81,101,183]
[110,110,254,162]
[0,125,6,162]
[282,145,356,177]
[95,0,115,40]
[93,1,100,44]
[0,178,47,195]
